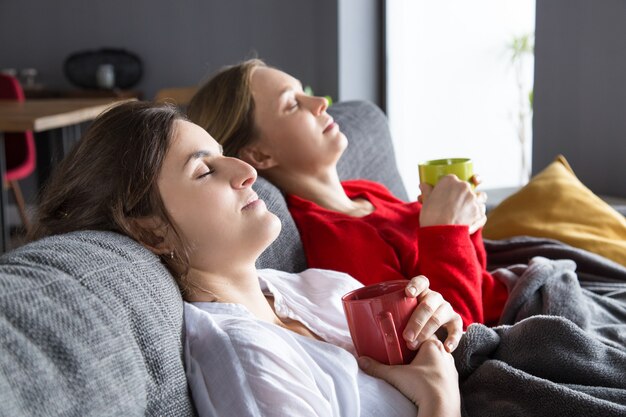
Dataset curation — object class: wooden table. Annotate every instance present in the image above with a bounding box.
[0,98,133,251]
[24,87,142,100]
[0,98,131,132]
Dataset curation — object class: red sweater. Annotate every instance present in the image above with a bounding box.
[287,180,508,328]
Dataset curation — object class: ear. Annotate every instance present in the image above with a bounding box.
[239,145,278,170]
[129,216,172,256]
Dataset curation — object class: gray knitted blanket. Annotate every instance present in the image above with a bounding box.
[453,236,626,416]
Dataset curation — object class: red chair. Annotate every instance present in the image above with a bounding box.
[0,74,36,232]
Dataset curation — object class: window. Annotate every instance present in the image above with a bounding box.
[386,1,535,197]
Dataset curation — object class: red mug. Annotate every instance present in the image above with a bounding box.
[342,280,418,365]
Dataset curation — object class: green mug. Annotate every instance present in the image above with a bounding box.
[418,158,474,187]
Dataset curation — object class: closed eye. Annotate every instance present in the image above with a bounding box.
[197,168,214,179]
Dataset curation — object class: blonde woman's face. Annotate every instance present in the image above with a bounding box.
[249,67,347,174]
[157,120,280,271]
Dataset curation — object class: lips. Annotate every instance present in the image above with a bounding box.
[242,193,261,210]
[323,117,337,133]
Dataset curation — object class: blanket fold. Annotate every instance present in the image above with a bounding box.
[454,236,626,417]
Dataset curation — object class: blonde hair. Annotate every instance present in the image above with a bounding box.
[188,59,267,157]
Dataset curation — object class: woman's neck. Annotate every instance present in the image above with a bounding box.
[185,265,281,325]
[187,264,320,340]
[264,166,374,217]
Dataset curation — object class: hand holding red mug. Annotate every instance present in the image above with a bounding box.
[402,275,463,353]
[358,338,461,417]
[342,276,462,366]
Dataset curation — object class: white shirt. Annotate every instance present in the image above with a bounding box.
[184,268,417,417]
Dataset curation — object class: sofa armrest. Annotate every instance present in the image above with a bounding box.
[0,231,195,416]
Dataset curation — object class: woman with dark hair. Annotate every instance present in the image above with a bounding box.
[29,101,462,417]
[30,102,196,294]
[188,59,508,331]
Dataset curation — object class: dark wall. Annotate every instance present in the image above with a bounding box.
[533,0,626,197]
[0,0,383,209]
[0,0,339,99]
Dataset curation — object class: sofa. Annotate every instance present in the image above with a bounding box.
[0,100,406,416]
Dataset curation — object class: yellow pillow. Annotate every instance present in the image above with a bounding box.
[483,155,626,266]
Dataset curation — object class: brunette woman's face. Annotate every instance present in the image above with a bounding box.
[249,67,347,173]
[157,120,281,270]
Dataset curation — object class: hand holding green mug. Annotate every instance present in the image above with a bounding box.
[418,158,487,234]
[418,158,478,188]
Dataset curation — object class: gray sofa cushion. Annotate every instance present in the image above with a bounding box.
[255,100,407,272]
[0,231,195,416]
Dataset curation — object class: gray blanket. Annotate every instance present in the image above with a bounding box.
[453,236,626,417]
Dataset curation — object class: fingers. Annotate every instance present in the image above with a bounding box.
[417,303,463,352]
[418,337,446,355]
[357,356,389,380]
[469,191,487,234]
[407,297,444,350]
[359,340,460,410]
[359,340,454,378]
[402,286,464,352]
[407,338,452,369]
[419,175,487,230]
[411,339,459,374]
[470,174,482,187]
[405,275,429,298]
[469,211,487,234]
[476,191,487,218]
[419,182,433,203]
[357,355,415,405]
[442,315,463,352]
[403,291,443,347]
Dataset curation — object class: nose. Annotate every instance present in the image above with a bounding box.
[229,157,257,189]
[304,95,328,116]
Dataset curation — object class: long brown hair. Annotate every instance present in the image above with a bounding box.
[187,59,266,157]
[29,101,194,292]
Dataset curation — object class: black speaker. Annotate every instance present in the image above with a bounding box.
[63,48,143,89]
